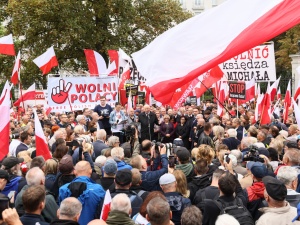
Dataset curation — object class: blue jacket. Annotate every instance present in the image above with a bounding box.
[109,110,127,129]
[140,154,168,191]
[59,176,105,225]
[116,160,132,171]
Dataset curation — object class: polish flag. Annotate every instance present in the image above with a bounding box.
[0,81,11,160]
[0,34,15,56]
[127,91,133,114]
[108,50,119,75]
[293,79,300,101]
[255,83,261,98]
[84,49,107,76]
[11,51,21,85]
[100,190,112,221]
[292,99,300,130]
[283,80,291,123]
[13,84,36,107]
[194,66,224,98]
[270,76,281,101]
[169,77,199,110]
[43,101,52,116]
[260,85,271,125]
[217,81,226,117]
[118,63,130,91]
[34,110,51,160]
[255,93,264,123]
[140,82,151,105]
[132,0,300,104]
[277,87,281,100]
[106,61,116,75]
[33,46,58,75]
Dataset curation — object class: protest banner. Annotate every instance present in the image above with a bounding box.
[222,43,276,82]
[47,76,118,112]
[229,81,246,100]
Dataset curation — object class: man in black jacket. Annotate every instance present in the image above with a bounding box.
[138,104,159,142]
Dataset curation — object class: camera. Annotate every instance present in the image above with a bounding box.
[224,153,231,164]
[75,135,92,146]
[125,123,137,140]
[168,155,177,168]
[243,145,264,163]
[151,140,164,156]
[165,143,177,156]
[10,133,20,139]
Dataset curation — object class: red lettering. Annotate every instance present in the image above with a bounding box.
[75,84,87,93]
[87,84,96,92]
[103,83,111,92]
[70,94,78,103]
[79,94,87,103]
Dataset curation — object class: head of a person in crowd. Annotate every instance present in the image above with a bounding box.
[103,159,117,178]
[257,130,267,142]
[175,147,190,165]
[82,108,91,117]
[230,150,243,165]
[0,170,9,191]
[138,191,167,218]
[163,114,170,123]
[269,125,279,138]
[216,214,240,225]
[288,124,299,136]
[194,159,209,176]
[20,131,32,146]
[114,102,121,112]
[128,108,135,117]
[192,108,199,117]
[95,129,106,142]
[59,155,74,175]
[30,156,46,171]
[231,118,240,129]
[181,205,202,225]
[211,169,225,187]
[267,147,279,162]
[283,149,300,166]
[203,122,212,135]
[146,197,172,225]
[167,108,173,116]
[141,139,152,152]
[57,197,82,222]
[21,115,29,125]
[284,141,299,152]
[209,117,220,126]
[173,170,189,198]
[144,104,150,114]
[218,172,237,197]
[107,136,120,148]
[277,166,298,191]
[134,109,141,117]
[240,136,257,150]
[226,128,237,138]
[249,162,268,182]
[74,161,92,178]
[60,114,69,125]
[114,169,132,190]
[99,96,107,106]
[109,193,132,217]
[111,147,125,161]
[159,173,176,193]
[263,176,287,208]
[160,107,166,116]
[196,144,215,164]
[197,118,205,127]
[76,115,86,126]
[1,156,24,176]
[91,112,99,122]
[95,155,106,168]
[55,128,67,140]
[131,168,142,187]
[131,155,148,172]
[26,167,45,186]
[44,158,58,176]
[248,126,258,138]
[22,185,46,215]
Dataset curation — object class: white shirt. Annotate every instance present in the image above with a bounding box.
[9,139,21,157]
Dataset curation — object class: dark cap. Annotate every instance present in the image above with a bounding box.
[250,162,268,179]
[258,148,270,157]
[0,169,9,182]
[263,176,287,201]
[115,169,132,186]
[59,155,74,174]
[2,157,24,170]
[286,141,298,149]
[176,147,190,162]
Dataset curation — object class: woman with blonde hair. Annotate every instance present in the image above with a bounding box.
[196,144,215,165]
[173,170,190,198]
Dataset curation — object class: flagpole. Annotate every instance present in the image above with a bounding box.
[198,79,232,117]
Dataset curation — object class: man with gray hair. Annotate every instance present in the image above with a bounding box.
[230,150,247,176]
[93,129,108,158]
[277,166,300,207]
[222,129,241,150]
[15,167,58,222]
[101,136,120,156]
[49,128,67,149]
[76,115,87,132]
[50,197,82,225]
[240,136,257,157]
[146,197,173,225]
[106,193,135,225]
[111,147,132,170]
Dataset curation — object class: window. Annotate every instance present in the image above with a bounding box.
[212,0,218,6]
[195,0,202,5]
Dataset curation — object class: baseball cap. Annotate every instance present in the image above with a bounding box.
[115,169,132,186]
[159,173,176,185]
[292,202,300,222]
[59,155,74,174]
[103,159,117,175]
[0,169,9,182]
[250,162,268,178]
[175,147,190,162]
[246,161,255,170]
[2,157,24,170]
[258,148,270,157]
[263,176,287,201]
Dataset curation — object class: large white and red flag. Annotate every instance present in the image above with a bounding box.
[270,77,281,101]
[33,46,58,75]
[277,87,281,100]
[132,0,300,104]
[0,34,15,56]
[107,50,119,75]
[283,80,291,123]
[34,110,51,160]
[14,83,36,107]
[11,51,21,85]
[84,49,107,76]
[0,81,11,159]
[118,63,131,91]
[100,189,112,221]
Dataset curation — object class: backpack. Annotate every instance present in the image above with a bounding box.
[214,197,254,225]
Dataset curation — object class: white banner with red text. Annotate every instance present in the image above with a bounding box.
[47,76,118,112]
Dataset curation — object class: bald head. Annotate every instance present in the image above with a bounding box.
[74,161,92,177]
[87,219,107,225]
[59,197,82,221]
[26,167,45,186]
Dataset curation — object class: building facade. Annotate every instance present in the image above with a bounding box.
[179,0,227,15]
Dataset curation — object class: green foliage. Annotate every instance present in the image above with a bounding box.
[0,0,192,89]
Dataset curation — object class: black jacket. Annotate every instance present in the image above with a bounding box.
[138,112,159,142]
[222,137,241,150]
[20,213,49,225]
[50,219,79,225]
[188,173,212,201]
[193,185,219,212]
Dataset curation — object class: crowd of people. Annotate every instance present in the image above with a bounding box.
[1,96,300,225]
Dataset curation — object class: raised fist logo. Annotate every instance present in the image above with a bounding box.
[51,79,72,104]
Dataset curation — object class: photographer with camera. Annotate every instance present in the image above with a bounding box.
[131,143,168,191]
[121,123,140,163]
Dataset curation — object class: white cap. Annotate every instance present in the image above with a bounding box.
[159,173,176,185]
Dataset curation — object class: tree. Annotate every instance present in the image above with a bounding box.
[0,0,192,88]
